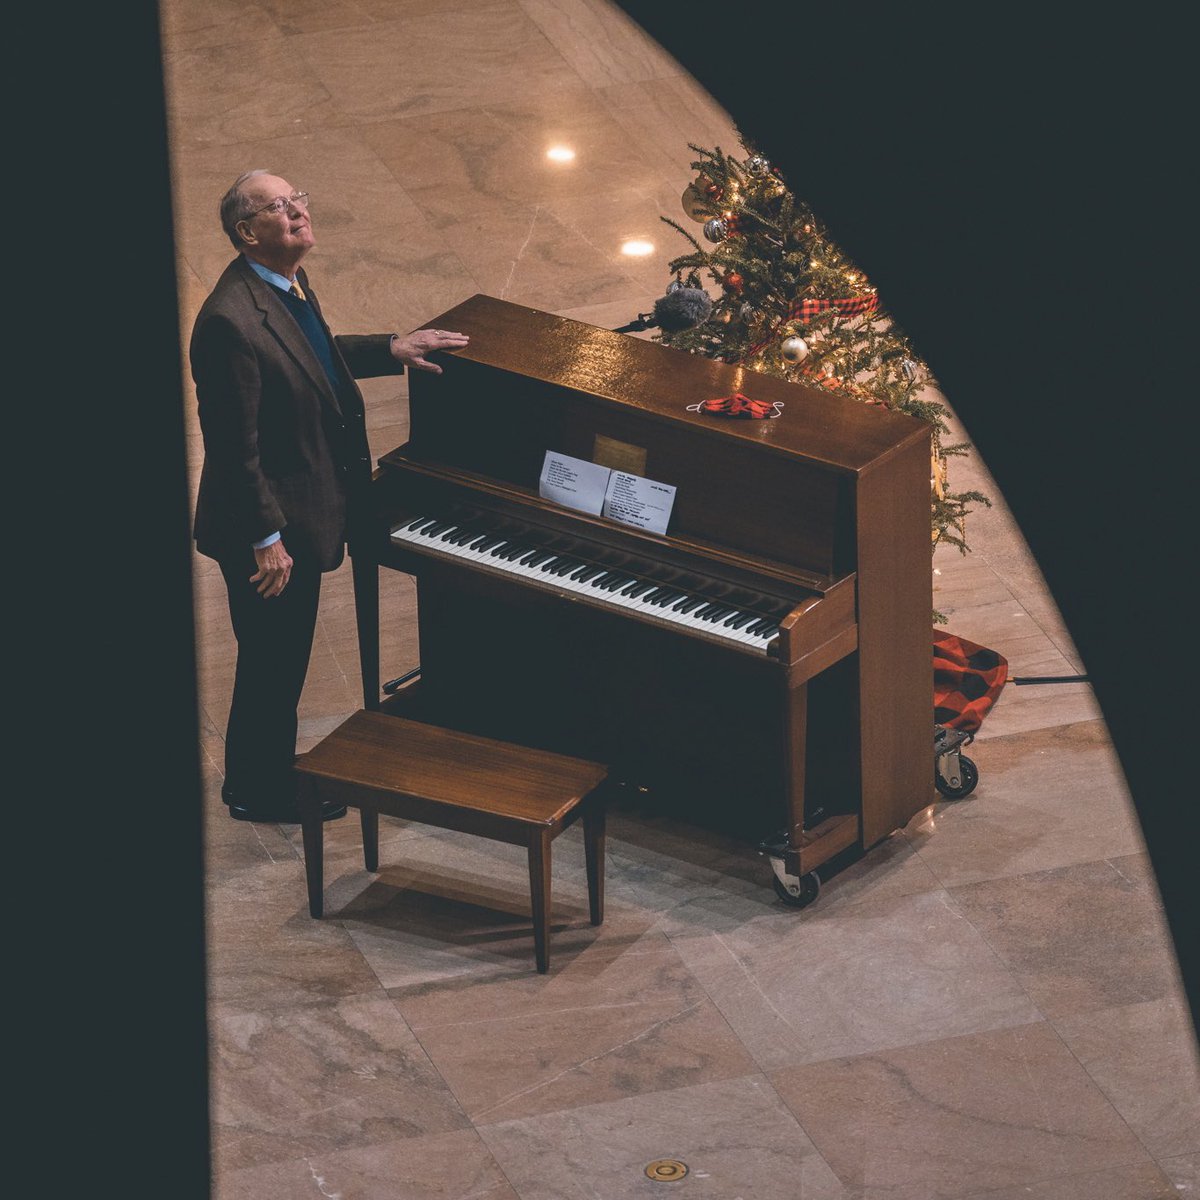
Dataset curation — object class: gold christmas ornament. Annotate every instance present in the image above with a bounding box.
[680,183,712,222]
[780,335,810,363]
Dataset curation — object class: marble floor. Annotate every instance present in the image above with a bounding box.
[161,2,1198,1196]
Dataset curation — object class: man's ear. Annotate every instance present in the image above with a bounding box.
[236,220,256,247]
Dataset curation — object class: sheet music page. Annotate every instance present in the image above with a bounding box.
[602,470,677,536]
[538,451,609,516]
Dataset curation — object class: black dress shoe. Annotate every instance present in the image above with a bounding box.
[226,799,347,824]
[221,782,346,823]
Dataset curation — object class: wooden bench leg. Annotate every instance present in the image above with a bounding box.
[584,798,605,926]
[528,830,552,974]
[297,776,325,919]
[361,807,379,872]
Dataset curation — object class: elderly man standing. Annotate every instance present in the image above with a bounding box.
[192,170,468,823]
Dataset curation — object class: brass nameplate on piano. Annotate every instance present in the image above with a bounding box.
[592,434,647,476]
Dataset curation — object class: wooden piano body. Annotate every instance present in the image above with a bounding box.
[352,294,932,887]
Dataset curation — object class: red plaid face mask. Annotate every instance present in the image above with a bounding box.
[686,393,783,419]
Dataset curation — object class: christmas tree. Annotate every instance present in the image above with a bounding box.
[658,140,988,562]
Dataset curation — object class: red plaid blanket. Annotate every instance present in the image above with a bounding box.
[934,631,1008,733]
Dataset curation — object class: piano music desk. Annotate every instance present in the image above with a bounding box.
[295,710,609,973]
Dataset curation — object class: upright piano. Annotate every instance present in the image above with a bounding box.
[352,294,932,900]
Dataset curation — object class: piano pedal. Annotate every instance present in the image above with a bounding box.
[933,725,979,799]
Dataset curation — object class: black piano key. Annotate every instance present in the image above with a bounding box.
[753,622,780,639]
[437,525,464,540]
[653,590,686,607]
[675,596,707,614]
[448,526,483,545]
[550,558,584,576]
[692,603,719,618]
[499,543,533,560]
[605,576,637,591]
[405,516,434,531]
[420,520,454,537]
[727,611,758,630]
[574,565,606,583]
[641,587,668,603]
[588,570,618,586]
[472,536,504,552]
[491,541,519,557]
[702,605,735,622]
[524,550,556,568]
[625,581,655,598]
[744,617,770,634]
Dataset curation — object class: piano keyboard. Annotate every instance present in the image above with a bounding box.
[391,516,784,655]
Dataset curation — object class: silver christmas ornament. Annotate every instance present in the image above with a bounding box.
[740,302,755,319]
[745,154,770,176]
[667,279,685,293]
[703,216,727,242]
[901,358,919,381]
[780,335,810,364]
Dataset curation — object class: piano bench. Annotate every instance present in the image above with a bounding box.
[294,710,610,974]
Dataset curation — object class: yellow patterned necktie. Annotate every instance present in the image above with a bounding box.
[290,279,306,301]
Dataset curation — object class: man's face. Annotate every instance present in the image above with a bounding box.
[237,174,314,262]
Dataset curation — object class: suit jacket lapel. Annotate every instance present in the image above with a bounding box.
[239,259,344,418]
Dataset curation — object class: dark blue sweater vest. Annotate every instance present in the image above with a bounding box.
[271,284,344,395]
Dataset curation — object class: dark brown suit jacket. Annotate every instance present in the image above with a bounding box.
[191,256,403,570]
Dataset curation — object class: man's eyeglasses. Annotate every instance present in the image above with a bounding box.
[248,192,310,219]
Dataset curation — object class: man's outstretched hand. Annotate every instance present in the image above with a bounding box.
[390,327,470,374]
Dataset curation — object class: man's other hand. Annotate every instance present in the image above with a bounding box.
[250,539,293,598]
[389,328,470,374]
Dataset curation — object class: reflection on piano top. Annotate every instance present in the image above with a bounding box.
[416,294,929,475]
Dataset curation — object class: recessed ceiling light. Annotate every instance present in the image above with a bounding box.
[621,239,655,257]
[546,145,576,163]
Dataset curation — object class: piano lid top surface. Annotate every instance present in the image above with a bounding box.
[419,294,929,476]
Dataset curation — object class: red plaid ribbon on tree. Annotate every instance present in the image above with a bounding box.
[787,293,879,322]
[933,631,1008,733]
[736,292,880,365]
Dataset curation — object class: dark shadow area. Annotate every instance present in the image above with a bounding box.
[616,3,1195,1024]
[19,2,210,1193]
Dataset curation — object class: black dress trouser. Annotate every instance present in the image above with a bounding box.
[219,554,323,801]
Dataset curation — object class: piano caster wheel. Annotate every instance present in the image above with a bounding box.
[771,868,821,909]
[934,754,978,799]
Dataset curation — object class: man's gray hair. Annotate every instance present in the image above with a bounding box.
[219,169,271,250]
